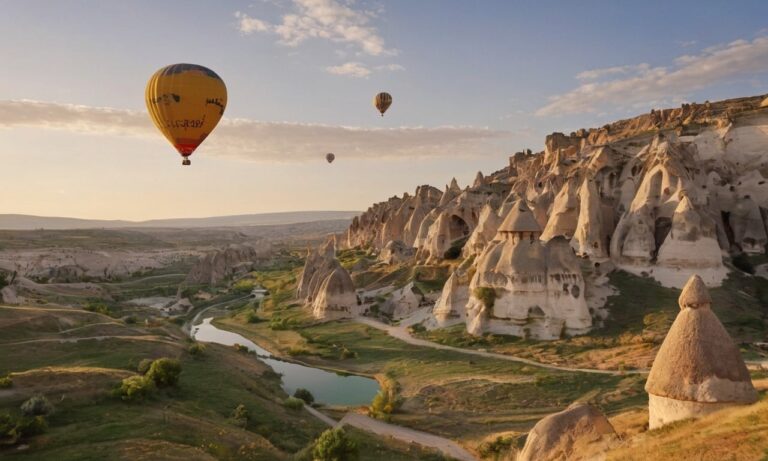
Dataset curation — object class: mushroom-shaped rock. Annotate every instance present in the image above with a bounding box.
[645,275,757,429]
[518,403,618,461]
[311,267,358,320]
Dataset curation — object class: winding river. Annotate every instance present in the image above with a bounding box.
[192,317,380,406]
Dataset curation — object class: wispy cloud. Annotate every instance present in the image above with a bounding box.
[0,100,507,162]
[537,35,768,117]
[376,63,405,72]
[326,61,371,78]
[234,0,396,57]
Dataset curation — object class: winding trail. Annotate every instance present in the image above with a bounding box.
[355,315,649,376]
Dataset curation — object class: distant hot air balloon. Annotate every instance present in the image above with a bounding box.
[373,92,392,116]
[326,153,335,164]
[145,63,227,166]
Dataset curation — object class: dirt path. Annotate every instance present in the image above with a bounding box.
[355,316,648,376]
[0,335,179,347]
[338,413,477,461]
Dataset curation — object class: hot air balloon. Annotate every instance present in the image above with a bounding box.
[374,92,392,117]
[326,153,335,164]
[145,63,227,166]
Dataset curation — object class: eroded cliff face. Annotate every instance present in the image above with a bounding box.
[344,94,768,338]
[185,244,262,285]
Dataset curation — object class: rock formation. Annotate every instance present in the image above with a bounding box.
[380,282,426,319]
[342,94,768,336]
[431,270,470,328]
[645,274,757,429]
[379,240,414,265]
[297,239,359,320]
[518,403,618,461]
[464,201,592,339]
[186,244,260,285]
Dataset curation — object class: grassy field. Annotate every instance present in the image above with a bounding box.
[0,305,446,460]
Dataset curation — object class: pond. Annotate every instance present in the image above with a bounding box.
[192,318,380,406]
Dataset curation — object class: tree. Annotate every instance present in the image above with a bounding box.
[312,428,358,461]
[116,375,156,401]
[20,396,54,417]
[146,358,182,387]
[293,388,315,404]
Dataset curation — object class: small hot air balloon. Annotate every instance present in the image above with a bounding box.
[326,153,335,164]
[145,63,227,166]
[373,92,392,117]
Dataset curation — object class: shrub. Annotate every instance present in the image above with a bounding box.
[15,416,48,437]
[230,404,249,428]
[146,358,182,387]
[312,428,358,461]
[732,253,755,274]
[293,388,315,404]
[473,287,496,309]
[123,316,137,325]
[246,309,261,323]
[283,396,305,410]
[188,343,206,357]
[83,301,111,316]
[369,378,402,420]
[269,317,292,330]
[234,343,250,353]
[137,358,154,375]
[116,375,156,401]
[0,376,12,389]
[339,347,357,360]
[20,396,54,417]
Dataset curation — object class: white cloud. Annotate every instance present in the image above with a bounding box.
[0,100,507,162]
[537,35,768,117]
[235,11,271,34]
[575,63,650,81]
[325,61,371,77]
[234,0,395,57]
[376,63,405,72]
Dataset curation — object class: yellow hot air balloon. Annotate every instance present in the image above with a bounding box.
[373,92,392,116]
[145,63,227,166]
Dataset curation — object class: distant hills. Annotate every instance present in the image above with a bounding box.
[0,211,360,230]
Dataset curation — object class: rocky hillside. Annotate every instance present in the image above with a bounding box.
[344,94,768,339]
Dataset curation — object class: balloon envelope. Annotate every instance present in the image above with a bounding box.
[326,153,335,163]
[145,63,227,164]
[373,92,392,116]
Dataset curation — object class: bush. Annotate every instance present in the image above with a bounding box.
[293,388,315,404]
[732,253,755,274]
[369,378,402,420]
[188,343,206,357]
[246,309,261,323]
[146,358,182,387]
[230,404,249,428]
[473,287,496,309]
[20,396,54,417]
[15,416,48,437]
[0,376,12,389]
[83,301,111,316]
[269,316,292,330]
[339,347,357,360]
[116,375,156,401]
[234,343,250,354]
[137,358,154,375]
[312,428,358,461]
[283,396,305,410]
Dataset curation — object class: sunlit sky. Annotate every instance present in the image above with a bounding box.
[2,0,768,220]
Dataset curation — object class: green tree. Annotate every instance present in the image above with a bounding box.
[293,388,315,404]
[116,375,156,401]
[312,428,358,461]
[146,358,182,387]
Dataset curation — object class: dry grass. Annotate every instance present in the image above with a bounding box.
[605,398,768,461]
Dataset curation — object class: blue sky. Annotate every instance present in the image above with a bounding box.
[1,0,768,220]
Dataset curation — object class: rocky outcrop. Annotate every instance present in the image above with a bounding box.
[379,240,414,265]
[297,239,359,320]
[645,275,757,429]
[464,201,592,339]
[186,244,260,285]
[431,270,470,328]
[518,403,618,461]
[380,282,426,319]
[342,94,768,337]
